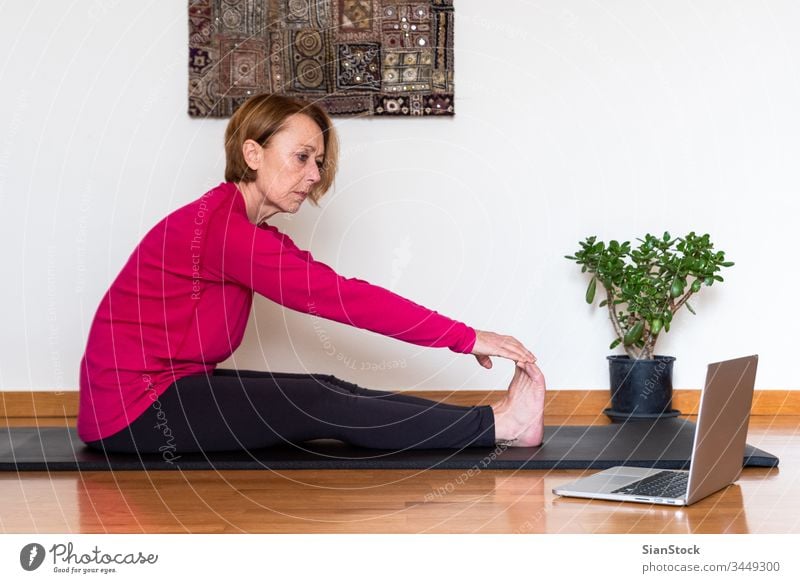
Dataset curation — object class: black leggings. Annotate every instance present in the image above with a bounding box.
[84,369,496,455]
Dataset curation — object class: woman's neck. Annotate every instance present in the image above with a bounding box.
[236,181,279,225]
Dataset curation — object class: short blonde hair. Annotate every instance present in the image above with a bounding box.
[224,94,339,206]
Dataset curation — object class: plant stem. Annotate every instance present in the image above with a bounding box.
[605,288,639,359]
[642,330,656,359]
[606,289,625,341]
[673,289,695,312]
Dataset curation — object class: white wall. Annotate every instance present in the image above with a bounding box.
[0,0,797,392]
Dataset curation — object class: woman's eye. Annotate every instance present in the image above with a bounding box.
[297,153,323,171]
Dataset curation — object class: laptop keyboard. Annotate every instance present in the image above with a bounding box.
[611,470,689,498]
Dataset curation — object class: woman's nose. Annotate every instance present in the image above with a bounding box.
[307,163,321,183]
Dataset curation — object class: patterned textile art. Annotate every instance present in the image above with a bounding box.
[188,0,455,117]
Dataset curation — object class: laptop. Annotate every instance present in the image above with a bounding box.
[552,355,758,506]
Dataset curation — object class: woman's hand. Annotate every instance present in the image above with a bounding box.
[470,329,537,369]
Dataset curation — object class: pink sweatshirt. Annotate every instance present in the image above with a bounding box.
[77,181,477,442]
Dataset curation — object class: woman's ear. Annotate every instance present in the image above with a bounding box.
[241,139,262,171]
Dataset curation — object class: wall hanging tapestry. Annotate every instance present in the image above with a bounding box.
[188,0,455,117]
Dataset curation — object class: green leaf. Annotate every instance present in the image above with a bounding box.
[691,279,702,293]
[720,261,735,267]
[609,338,622,350]
[585,277,597,304]
[623,320,644,346]
[599,299,608,307]
[670,279,684,298]
[686,301,696,315]
[564,255,577,260]
[663,231,671,242]
[650,318,663,335]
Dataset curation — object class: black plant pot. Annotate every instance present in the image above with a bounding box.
[604,355,681,422]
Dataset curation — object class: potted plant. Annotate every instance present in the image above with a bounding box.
[565,231,734,422]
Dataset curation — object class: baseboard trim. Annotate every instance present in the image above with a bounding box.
[2,389,799,419]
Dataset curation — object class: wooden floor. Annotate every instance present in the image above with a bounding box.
[2,407,797,534]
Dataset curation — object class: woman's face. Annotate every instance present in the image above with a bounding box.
[244,113,325,217]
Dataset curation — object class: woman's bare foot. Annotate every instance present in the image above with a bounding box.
[491,362,546,447]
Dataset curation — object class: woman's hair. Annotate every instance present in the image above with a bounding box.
[224,94,339,206]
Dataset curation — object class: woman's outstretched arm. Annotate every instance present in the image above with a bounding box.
[205,217,477,353]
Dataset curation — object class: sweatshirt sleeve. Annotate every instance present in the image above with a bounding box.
[206,218,477,354]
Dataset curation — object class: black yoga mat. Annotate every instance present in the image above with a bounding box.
[0,419,778,471]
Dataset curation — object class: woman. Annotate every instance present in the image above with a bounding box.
[78,93,546,455]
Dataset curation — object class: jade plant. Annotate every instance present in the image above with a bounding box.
[565,232,734,360]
